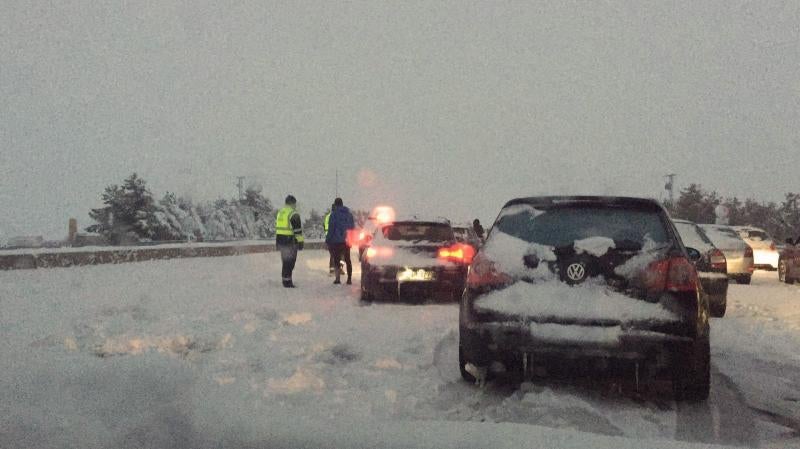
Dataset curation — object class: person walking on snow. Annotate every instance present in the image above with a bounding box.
[473,218,485,243]
[275,195,304,288]
[325,197,355,285]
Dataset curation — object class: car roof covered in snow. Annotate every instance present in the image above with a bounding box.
[502,196,663,211]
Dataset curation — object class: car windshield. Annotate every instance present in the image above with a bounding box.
[380,223,453,242]
[674,222,714,252]
[494,205,669,250]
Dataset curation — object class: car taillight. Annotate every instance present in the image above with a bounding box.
[438,243,476,264]
[744,246,753,258]
[644,257,698,293]
[770,242,776,251]
[365,246,393,259]
[466,254,512,288]
[709,249,727,271]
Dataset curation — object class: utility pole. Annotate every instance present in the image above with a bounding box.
[664,173,676,207]
[335,169,339,198]
[236,176,246,202]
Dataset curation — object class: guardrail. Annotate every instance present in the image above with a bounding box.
[0,241,327,270]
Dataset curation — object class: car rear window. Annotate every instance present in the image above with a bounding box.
[700,226,746,249]
[674,222,714,252]
[494,205,669,250]
[743,230,770,241]
[381,223,454,242]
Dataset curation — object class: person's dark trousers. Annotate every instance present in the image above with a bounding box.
[278,243,298,287]
[327,244,336,274]
[332,243,352,284]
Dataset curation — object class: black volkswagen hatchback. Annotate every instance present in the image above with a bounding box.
[459,196,710,401]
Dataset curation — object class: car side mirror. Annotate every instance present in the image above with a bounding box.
[685,247,702,262]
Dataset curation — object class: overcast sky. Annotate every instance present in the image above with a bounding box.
[1,1,798,239]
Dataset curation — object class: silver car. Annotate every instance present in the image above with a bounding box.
[699,224,755,284]
[732,226,779,270]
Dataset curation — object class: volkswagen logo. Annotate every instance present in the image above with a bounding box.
[566,262,586,282]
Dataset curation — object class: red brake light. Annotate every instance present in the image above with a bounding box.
[365,246,393,259]
[709,249,727,271]
[644,257,698,293]
[770,243,776,251]
[438,243,475,264]
[744,246,753,258]
[346,229,365,247]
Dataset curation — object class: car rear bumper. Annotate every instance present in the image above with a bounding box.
[363,266,466,301]
[461,321,692,363]
[725,257,754,275]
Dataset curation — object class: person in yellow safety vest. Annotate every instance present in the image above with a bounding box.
[275,195,304,288]
[324,208,336,275]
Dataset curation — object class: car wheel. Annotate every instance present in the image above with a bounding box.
[360,274,373,303]
[458,345,476,383]
[737,275,752,285]
[672,331,710,402]
[710,296,727,318]
[360,289,373,303]
[779,260,794,284]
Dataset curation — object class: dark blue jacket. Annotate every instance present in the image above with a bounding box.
[325,206,355,245]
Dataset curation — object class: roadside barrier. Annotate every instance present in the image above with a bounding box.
[0,241,328,270]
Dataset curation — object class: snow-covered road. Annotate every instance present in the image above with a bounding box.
[1,251,798,448]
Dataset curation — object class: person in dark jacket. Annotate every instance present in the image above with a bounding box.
[275,195,304,288]
[325,197,355,285]
[473,219,485,243]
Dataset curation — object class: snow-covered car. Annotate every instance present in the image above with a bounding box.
[779,236,800,284]
[460,196,710,401]
[452,225,483,250]
[732,226,779,270]
[698,224,754,284]
[360,218,474,302]
[672,219,729,317]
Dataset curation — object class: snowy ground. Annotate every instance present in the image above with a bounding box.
[1,251,799,448]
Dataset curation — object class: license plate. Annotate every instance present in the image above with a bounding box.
[397,268,435,282]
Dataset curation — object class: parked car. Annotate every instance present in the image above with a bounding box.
[698,224,754,284]
[452,224,483,250]
[733,226,779,270]
[778,236,800,284]
[672,220,728,317]
[360,218,474,302]
[460,196,710,401]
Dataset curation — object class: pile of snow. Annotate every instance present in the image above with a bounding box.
[574,237,616,257]
[482,231,556,279]
[474,280,677,323]
[496,203,545,220]
[613,237,664,279]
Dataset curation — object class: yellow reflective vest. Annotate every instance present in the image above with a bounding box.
[275,206,304,242]
[324,212,331,234]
